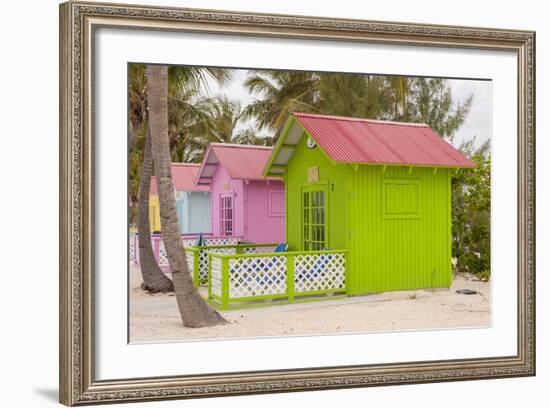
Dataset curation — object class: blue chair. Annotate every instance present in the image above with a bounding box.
[274,243,288,253]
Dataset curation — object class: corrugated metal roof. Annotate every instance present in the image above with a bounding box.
[196,143,279,184]
[265,113,476,174]
[150,163,209,194]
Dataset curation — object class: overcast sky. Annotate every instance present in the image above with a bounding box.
[203,70,492,150]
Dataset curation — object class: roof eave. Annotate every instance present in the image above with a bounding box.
[262,116,295,178]
[194,146,218,186]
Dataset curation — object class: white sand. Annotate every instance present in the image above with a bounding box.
[129,265,490,343]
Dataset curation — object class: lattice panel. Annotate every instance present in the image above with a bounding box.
[181,238,197,248]
[204,237,240,246]
[185,251,194,277]
[210,256,223,297]
[133,234,243,270]
[294,253,346,293]
[228,256,287,299]
[195,247,235,283]
[157,240,169,267]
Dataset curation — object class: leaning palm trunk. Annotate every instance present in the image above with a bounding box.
[137,128,174,293]
[147,64,225,327]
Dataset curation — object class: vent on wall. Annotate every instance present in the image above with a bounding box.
[382,179,420,219]
[268,191,285,217]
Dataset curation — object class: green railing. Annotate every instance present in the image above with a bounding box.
[207,249,348,309]
[185,243,280,286]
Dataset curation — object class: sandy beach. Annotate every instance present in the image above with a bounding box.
[129,265,491,343]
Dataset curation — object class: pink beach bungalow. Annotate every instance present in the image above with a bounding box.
[195,143,285,243]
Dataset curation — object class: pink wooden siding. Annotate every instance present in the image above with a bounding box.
[209,162,285,243]
[243,181,285,243]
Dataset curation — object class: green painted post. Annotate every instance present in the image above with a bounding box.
[193,248,200,287]
[344,253,350,296]
[287,254,295,302]
[221,257,229,310]
[207,254,212,299]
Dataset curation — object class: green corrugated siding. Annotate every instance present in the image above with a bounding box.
[347,165,451,294]
[285,130,452,295]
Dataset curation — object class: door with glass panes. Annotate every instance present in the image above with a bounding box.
[219,193,233,237]
[301,184,328,251]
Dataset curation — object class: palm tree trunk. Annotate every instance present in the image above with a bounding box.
[137,128,174,293]
[147,64,225,328]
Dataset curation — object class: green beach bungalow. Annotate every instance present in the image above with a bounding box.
[190,112,476,309]
[262,112,476,296]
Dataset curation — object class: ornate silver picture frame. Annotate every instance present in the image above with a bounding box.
[59,1,535,405]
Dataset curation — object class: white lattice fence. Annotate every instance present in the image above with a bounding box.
[228,255,287,299]
[204,237,240,246]
[198,247,236,283]
[157,240,169,268]
[132,234,240,263]
[182,238,198,248]
[210,256,223,297]
[129,234,136,262]
[294,253,346,293]
[185,251,194,276]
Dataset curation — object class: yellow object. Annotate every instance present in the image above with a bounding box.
[149,194,161,232]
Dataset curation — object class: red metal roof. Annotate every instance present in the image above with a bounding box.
[150,163,209,194]
[291,112,476,167]
[196,143,279,184]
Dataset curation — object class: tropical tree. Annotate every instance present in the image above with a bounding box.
[128,64,148,150]
[137,129,173,292]
[130,65,231,293]
[316,73,392,119]
[147,64,226,327]
[387,76,410,119]
[232,127,274,146]
[451,138,491,277]
[405,78,472,141]
[167,89,213,163]
[206,96,244,143]
[243,70,319,136]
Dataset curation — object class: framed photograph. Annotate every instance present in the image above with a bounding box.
[59,1,535,405]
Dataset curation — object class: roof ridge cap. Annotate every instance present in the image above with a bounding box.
[293,112,429,128]
[171,162,200,166]
[211,142,272,150]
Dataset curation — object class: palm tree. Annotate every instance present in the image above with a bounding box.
[130,65,231,293]
[315,73,395,119]
[206,96,244,143]
[232,127,274,146]
[147,64,225,327]
[128,64,147,150]
[168,89,213,163]
[243,70,319,136]
[137,129,173,292]
[387,76,410,119]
